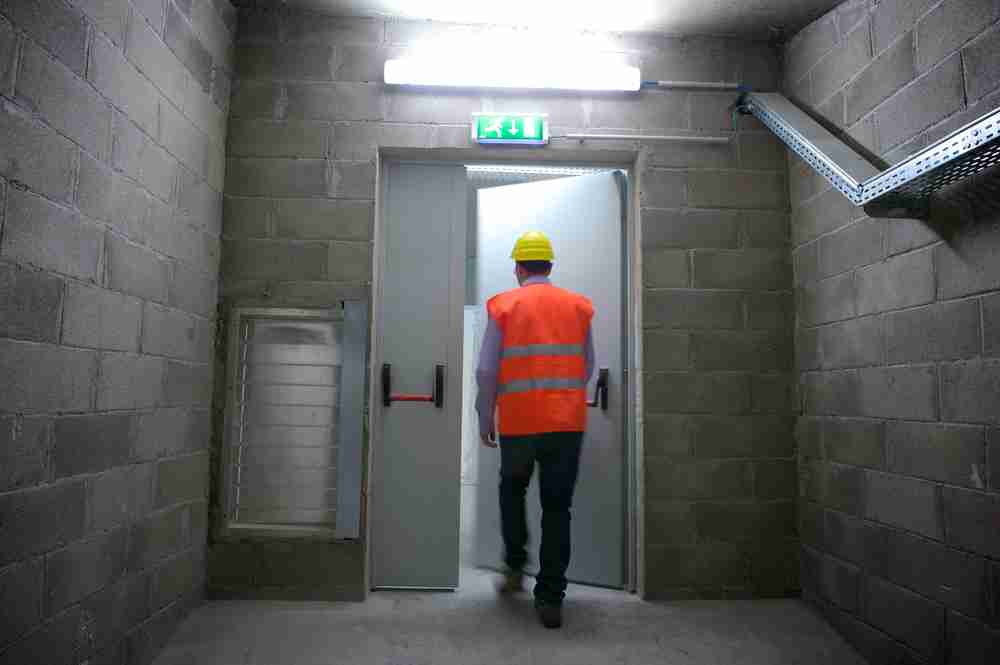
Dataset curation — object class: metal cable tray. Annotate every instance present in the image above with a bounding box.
[735,92,1000,219]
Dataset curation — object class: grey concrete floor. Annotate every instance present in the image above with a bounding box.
[153,569,866,665]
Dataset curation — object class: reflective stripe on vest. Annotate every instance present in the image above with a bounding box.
[498,377,587,395]
[499,343,584,360]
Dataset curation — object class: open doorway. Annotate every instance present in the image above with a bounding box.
[371,159,636,593]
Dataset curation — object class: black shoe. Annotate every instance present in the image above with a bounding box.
[535,600,562,629]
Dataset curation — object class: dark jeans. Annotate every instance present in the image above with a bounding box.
[499,431,583,605]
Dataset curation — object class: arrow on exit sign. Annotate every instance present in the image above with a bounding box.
[472,113,549,145]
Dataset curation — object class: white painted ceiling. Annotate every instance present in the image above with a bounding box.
[272,0,844,38]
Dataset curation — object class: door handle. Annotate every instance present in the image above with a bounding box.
[587,368,609,411]
[382,364,444,408]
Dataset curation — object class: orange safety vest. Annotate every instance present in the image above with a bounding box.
[487,283,594,437]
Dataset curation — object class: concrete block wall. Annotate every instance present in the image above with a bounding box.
[217,6,795,600]
[785,0,1000,662]
[0,0,233,662]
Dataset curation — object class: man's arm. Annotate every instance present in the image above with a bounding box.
[584,326,595,382]
[475,316,503,445]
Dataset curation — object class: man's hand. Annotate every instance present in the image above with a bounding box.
[480,430,498,448]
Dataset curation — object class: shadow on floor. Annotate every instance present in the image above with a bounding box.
[153,568,865,665]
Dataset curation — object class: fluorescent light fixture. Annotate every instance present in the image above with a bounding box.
[384,49,640,92]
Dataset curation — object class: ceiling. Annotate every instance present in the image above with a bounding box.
[269,0,845,39]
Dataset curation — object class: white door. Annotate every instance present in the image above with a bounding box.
[373,163,466,589]
[474,171,625,588]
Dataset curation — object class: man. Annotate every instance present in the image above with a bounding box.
[476,230,595,629]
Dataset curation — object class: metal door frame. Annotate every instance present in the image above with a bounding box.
[368,149,645,596]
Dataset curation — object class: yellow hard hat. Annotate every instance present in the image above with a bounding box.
[511,231,554,262]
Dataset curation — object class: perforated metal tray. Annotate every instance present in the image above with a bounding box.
[736,92,1000,219]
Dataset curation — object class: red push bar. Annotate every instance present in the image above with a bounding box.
[382,364,444,408]
[390,394,434,403]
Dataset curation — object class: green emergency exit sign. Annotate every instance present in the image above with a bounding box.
[472,113,549,145]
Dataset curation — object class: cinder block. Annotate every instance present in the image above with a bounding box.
[645,458,752,500]
[0,338,96,413]
[737,134,786,172]
[694,501,795,543]
[916,0,997,73]
[645,501,696,546]
[76,152,114,224]
[755,460,797,499]
[646,141,737,170]
[885,300,982,363]
[811,22,873,105]
[792,187,859,246]
[331,121,430,161]
[0,415,50,492]
[44,528,127,616]
[644,372,750,415]
[223,196,270,238]
[644,330,690,371]
[692,249,790,290]
[238,43,335,81]
[3,189,104,281]
[112,115,177,203]
[942,486,1000,558]
[97,352,165,410]
[825,463,865,515]
[688,172,786,210]
[885,529,988,618]
[985,294,1000,357]
[845,31,916,124]
[875,54,964,151]
[74,0,130,46]
[946,610,1000,665]
[785,11,839,84]
[162,360,213,407]
[823,509,864,564]
[0,480,87,565]
[643,249,689,288]
[151,549,202,610]
[177,169,221,233]
[818,219,883,278]
[644,414,691,458]
[964,25,1000,102]
[865,576,946,660]
[798,273,856,326]
[155,452,208,507]
[691,331,791,372]
[941,360,1000,425]
[284,82,385,121]
[324,241,369,284]
[15,41,111,161]
[225,157,328,197]
[0,104,76,202]
[88,34,159,136]
[160,100,209,177]
[639,170,687,208]
[330,161,374,198]
[62,283,141,352]
[691,415,795,458]
[743,211,789,248]
[0,601,84,664]
[819,554,861,611]
[0,556,43,650]
[190,0,233,67]
[180,73,228,144]
[689,91,762,131]
[52,414,134,478]
[856,248,935,315]
[228,118,328,158]
[0,262,63,343]
[858,365,938,421]
[4,0,88,74]
[935,220,1000,300]
[127,505,187,570]
[800,458,826,504]
[332,43,392,83]
[136,408,202,460]
[797,417,823,461]
[747,293,793,331]
[165,3,212,91]
[211,65,232,111]
[887,422,986,488]
[819,316,883,369]
[600,90,688,133]
[643,290,743,330]
[169,265,218,319]
[825,418,885,468]
[751,373,795,413]
[886,218,940,256]
[284,12,382,45]
[272,198,372,241]
[141,302,200,361]
[788,154,830,210]
[132,0,165,30]
[803,369,860,416]
[642,38,737,87]
[77,568,151,656]
[126,10,189,104]
[872,0,937,54]
[222,238,328,281]
[106,233,171,303]
[85,463,154,533]
[866,470,942,539]
[797,328,822,371]
[990,428,1000,491]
